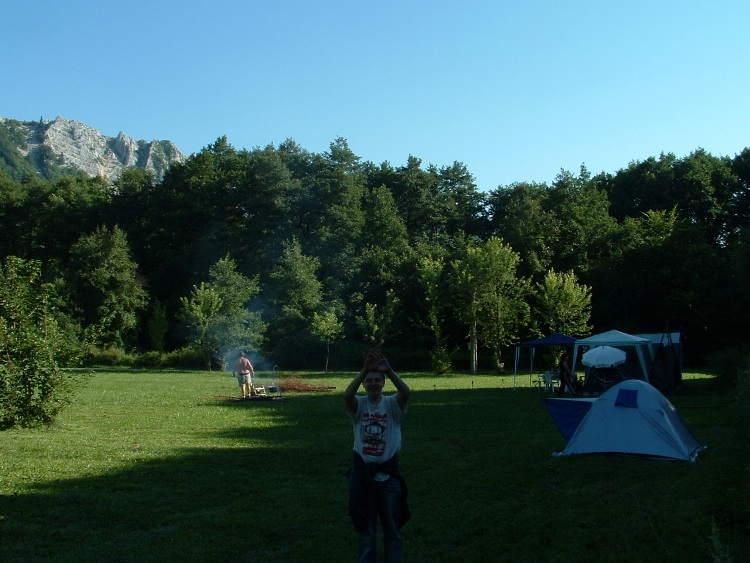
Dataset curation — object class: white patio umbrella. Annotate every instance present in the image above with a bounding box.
[581,346,627,368]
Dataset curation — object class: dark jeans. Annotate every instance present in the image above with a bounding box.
[357,476,403,563]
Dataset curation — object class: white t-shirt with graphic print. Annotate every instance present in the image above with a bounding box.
[350,393,406,465]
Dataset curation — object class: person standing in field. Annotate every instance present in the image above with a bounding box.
[344,349,411,563]
[557,352,575,396]
[233,351,255,399]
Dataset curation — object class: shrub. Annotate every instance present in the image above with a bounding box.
[430,344,453,374]
[706,347,749,385]
[0,257,87,428]
[161,346,207,369]
[85,346,135,367]
[132,351,166,369]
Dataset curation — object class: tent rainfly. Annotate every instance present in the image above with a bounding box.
[572,330,653,382]
[638,332,683,394]
[548,379,706,461]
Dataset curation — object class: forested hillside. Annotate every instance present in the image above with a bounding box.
[1,136,748,371]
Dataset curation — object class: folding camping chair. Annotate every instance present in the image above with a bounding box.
[542,371,558,393]
[533,374,544,391]
[587,367,626,395]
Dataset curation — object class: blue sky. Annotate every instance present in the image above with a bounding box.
[3,1,749,191]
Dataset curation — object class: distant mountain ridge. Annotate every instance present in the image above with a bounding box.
[0,116,187,183]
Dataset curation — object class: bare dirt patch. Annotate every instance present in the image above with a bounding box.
[273,374,336,393]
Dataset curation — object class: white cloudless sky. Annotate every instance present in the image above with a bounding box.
[2,0,749,191]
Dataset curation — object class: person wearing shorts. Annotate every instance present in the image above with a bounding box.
[233,351,255,398]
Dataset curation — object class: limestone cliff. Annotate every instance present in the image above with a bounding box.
[0,116,187,182]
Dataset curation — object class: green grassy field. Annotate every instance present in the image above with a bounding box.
[0,369,746,562]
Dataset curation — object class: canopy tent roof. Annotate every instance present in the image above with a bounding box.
[637,332,681,346]
[517,333,578,348]
[572,330,654,382]
[513,333,577,387]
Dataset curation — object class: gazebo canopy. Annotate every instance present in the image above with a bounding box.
[514,333,577,387]
[518,333,577,348]
[572,330,654,382]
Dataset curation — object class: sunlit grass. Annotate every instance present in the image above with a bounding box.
[0,368,745,562]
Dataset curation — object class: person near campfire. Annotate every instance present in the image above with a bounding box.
[233,351,255,399]
[344,349,411,563]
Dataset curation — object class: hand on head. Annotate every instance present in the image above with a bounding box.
[363,348,391,373]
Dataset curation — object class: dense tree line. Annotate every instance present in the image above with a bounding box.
[1,137,749,374]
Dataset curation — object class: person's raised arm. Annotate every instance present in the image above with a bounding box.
[344,368,367,415]
[387,368,411,410]
[387,369,410,410]
[370,350,410,409]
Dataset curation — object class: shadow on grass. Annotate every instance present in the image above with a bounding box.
[1,385,745,562]
[2,394,350,562]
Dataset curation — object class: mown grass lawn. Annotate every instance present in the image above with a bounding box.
[0,369,746,562]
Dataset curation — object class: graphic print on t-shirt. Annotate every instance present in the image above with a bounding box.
[361,412,387,457]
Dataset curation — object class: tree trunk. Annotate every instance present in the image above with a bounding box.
[470,321,478,374]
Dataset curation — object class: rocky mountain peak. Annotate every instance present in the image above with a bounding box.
[0,115,188,183]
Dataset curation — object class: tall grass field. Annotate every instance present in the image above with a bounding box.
[0,369,746,562]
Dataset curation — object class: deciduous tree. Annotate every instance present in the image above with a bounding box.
[413,244,451,373]
[355,289,400,349]
[0,257,86,428]
[534,269,592,338]
[265,238,323,364]
[311,309,344,372]
[179,256,265,368]
[449,237,529,373]
[66,225,148,348]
